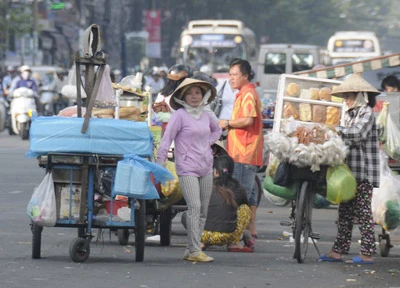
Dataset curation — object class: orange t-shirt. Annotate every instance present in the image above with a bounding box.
[227,83,264,166]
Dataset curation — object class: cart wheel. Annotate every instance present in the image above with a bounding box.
[31,221,43,259]
[380,238,390,257]
[117,229,130,245]
[69,238,90,263]
[135,199,146,262]
[160,206,172,246]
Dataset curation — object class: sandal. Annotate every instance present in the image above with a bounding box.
[227,245,254,253]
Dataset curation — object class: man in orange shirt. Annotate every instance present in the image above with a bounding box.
[218,58,264,239]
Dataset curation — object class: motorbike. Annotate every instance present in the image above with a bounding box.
[0,95,6,133]
[40,85,69,116]
[8,87,37,140]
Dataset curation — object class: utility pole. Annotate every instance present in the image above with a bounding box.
[32,0,38,66]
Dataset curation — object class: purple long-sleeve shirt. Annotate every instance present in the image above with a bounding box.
[157,109,222,177]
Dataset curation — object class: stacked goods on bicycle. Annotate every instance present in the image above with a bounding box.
[264,123,356,205]
[263,74,358,206]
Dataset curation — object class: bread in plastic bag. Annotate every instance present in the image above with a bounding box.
[26,173,57,226]
[325,163,357,205]
[372,151,400,231]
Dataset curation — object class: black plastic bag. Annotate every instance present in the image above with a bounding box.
[273,162,291,187]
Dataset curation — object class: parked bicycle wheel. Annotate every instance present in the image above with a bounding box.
[294,181,313,263]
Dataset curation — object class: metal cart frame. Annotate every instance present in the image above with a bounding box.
[31,152,146,262]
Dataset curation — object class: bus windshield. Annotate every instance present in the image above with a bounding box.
[182,34,247,72]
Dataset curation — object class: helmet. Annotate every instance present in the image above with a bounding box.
[19,65,31,72]
[192,71,217,87]
[167,64,192,81]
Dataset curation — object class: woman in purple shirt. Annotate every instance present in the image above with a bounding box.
[157,78,222,262]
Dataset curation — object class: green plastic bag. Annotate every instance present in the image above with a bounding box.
[326,164,357,205]
[263,175,297,200]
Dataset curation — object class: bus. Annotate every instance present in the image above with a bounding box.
[327,31,381,65]
[174,19,258,82]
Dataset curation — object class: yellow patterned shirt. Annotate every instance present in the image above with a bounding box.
[227,83,263,166]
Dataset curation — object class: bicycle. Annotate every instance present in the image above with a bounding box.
[281,165,327,263]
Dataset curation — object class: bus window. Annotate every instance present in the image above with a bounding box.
[292,53,314,72]
[264,52,286,74]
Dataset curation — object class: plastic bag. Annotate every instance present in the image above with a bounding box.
[161,161,181,197]
[382,114,400,161]
[60,63,87,99]
[273,162,291,187]
[263,188,290,207]
[263,157,297,201]
[325,163,357,204]
[372,151,400,231]
[94,65,117,108]
[27,173,57,226]
[113,154,174,199]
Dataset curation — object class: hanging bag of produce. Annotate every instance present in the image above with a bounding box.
[325,163,357,205]
[372,151,400,231]
[27,173,57,227]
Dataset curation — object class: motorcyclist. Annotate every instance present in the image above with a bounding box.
[14,65,39,113]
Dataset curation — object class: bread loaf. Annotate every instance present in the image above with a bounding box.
[319,87,331,101]
[309,88,320,100]
[325,106,341,125]
[92,107,114,116]
[283,102,299,119]
[299,103,312,122]
[312,105,326,123]
[118,106,141,118]
[286,83,300,97]
[299,89,310,99]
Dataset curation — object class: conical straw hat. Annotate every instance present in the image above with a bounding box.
[330,73,380,97]
[170,78,216,110]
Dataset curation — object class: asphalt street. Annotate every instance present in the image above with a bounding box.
[1,130,400,288]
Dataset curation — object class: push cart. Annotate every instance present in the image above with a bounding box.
[31,152,147,262]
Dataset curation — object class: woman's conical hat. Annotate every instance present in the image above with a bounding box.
[170,78,216,110]
[330,73,380,97]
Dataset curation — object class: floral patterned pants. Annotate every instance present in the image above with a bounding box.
[201,204,251,246]
[333,181,376,256]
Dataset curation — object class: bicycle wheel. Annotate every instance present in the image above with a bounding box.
[254,175,262,206]
[294,181,313,263]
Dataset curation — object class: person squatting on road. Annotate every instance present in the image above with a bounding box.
[157,78,222,263]
[218,59,264,240]
[181,154,254,253]
[320,73,380,265]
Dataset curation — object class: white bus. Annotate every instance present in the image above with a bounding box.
[175,19,258,81]
[327,31,381,65]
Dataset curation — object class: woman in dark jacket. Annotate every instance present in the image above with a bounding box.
[182,154,254,252]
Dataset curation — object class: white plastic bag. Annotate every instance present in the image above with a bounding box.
[60,63,87,99]
[382,115,400,161]
[372,151,400,231]
[27,173,57,227]
[94,65,116,108]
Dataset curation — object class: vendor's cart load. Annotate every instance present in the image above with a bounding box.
[263,74,357,205]
[28,116,153,157]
